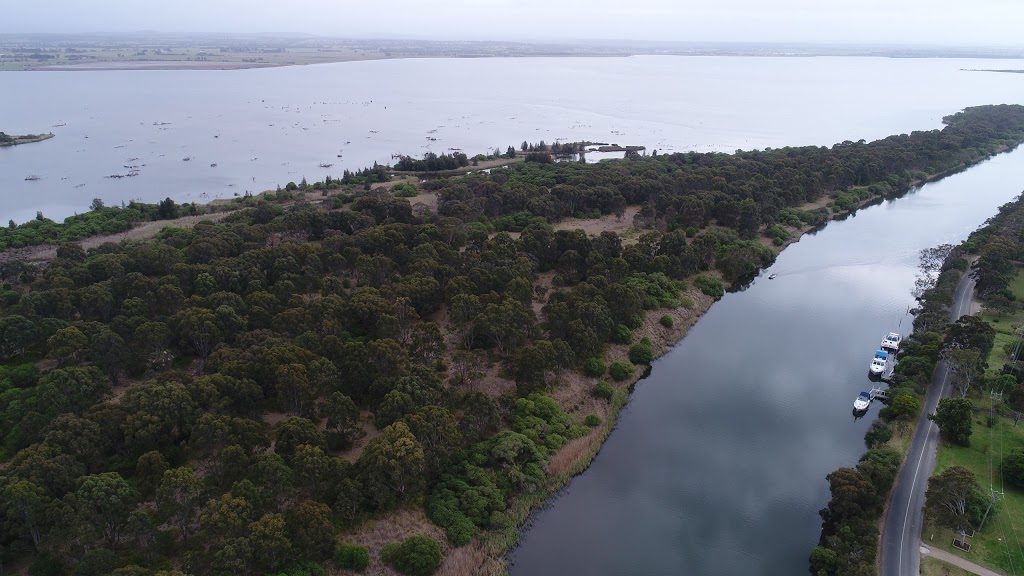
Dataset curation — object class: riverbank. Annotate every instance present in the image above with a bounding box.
[0,132,53,147]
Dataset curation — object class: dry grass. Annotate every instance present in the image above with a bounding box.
[436,542,506,576]
[341,508,449,576]
[339,416,380,463]
[552,205,640,237]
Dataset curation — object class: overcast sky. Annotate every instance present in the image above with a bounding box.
[5,0,1023,46]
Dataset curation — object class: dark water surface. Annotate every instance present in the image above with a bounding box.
[508,149,1024,575]
[2,56,1024,223]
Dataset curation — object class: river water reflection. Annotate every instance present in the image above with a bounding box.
[508,149,1024,575]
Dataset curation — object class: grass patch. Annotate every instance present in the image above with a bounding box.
[931,413,1024,574]
[921,555,974,576]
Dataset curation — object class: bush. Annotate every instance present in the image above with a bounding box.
[611,324,633,344]
[659,315,674,328]
[694,275,724,299]
[336,543,370,571]
[393,182,418,198]
[381,536,442,576]
[584,414,601,427]
[628,341,654,365]
[609,361,634,381]
[592,380,614,400]
[863,420,893,449]
[583,357,606,377]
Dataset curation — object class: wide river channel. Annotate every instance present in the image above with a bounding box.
[508,149,1024,575]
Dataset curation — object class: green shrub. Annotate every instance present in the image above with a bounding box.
[659,315,674,328]
[863,420,893,449]
[583,357,606,377]
[679,297,694,309]
[336,543,370,571]
[392,182,419,197]
[628,341,654,365]
[585,414,601,427]
[611,324,633,344]
[381,536,442,576]
[592,380,614,400]
[608,361,634,381]
[694,275,724,299]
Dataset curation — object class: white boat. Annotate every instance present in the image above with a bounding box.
[869,350,888,375]
[881,332,901,352]
[853,391,871,411]
[768,273,777,280]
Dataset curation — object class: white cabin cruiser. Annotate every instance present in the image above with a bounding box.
[881,332,901,352]
[869,350,888,375]
[853,391,871,412]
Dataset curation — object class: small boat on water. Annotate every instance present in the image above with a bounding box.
[853,391,872,412]
[768,273,777,280]
[869,350,888,376]
[24,175,40,181]
[881,332,901,352]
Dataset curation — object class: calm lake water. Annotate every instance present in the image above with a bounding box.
[508,148,1024,575]
[2,56,1024,223]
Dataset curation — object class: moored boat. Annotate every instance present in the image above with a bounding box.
[881,332,901,352]
[853,391,871,412]
[869,350,888,375]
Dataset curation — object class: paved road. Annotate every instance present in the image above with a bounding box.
[879,271,976,576]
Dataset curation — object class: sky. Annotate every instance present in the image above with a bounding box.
[5,0,1024,47]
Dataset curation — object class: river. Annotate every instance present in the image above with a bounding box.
[2,56,1024,223]
[507,148,1024,575]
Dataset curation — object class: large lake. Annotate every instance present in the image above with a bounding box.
[2,56,1024,224]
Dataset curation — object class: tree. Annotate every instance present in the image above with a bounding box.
[275,363,315,416]
[405,406,463,477]
[887,392,921,420]
[0,479,53,547]
[358,421,426,509]
[121,380,198,453]
[248,513,292,573]
[0,315,38,359]
[925,466,985,541]
[175,307,222,360]
[272,417,324,462]
[943,348,982,398]
[198,493,252,541]
[287,500,336,561]
[156,467,204,542]
[47,326,88,366]
[74,472,136,547]
[321,392,360,450]
[929,397,974,446]
[135,451,169,498]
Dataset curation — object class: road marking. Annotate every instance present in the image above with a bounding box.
[895,278,970,574]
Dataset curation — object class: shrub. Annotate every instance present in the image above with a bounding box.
[585,414,601,427]
[336,543,370,571]
[628,341,654,365]
[611,324,633,344]
[694,275,724,299]
[863,420,893,449]
[659,315,674,328]
[592,380,614,400]
[583,357,606,377]
[1003,449,1024,489]
[381,536,442,576]
[608,361,634,381]
[393,182,418,197]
